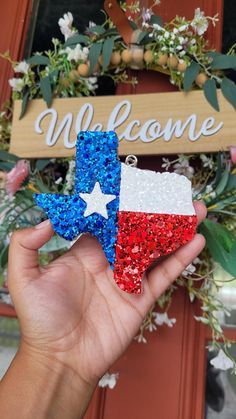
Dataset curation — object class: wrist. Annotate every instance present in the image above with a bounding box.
[0,341,96,419]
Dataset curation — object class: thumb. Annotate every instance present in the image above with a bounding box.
[8,220,54,286]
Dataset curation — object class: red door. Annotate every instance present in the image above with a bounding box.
[0,2,226,418]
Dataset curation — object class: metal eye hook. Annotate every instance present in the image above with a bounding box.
[125,155,138,167]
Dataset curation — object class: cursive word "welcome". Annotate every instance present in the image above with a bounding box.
[35,99,224,148]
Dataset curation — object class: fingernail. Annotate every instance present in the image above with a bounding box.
[35,219,51,229]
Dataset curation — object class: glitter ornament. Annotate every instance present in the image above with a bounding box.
[34,131,197,294]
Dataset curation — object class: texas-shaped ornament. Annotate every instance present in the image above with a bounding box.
[34,131,197,294]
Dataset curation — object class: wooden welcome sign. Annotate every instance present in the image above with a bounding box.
[10,90,235,157]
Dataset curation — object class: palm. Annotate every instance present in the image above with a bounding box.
[14,235,154,383]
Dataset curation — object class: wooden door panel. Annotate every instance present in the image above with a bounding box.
[0,0,31,108]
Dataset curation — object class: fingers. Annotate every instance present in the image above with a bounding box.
[8,220,54,286]
[193,201,207,225]
[146,233,206,301]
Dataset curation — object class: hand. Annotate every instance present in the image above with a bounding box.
[8,201,206,388]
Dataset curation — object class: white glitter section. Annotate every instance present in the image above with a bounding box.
[119,164,195,215]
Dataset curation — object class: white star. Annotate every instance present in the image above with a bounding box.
[79,182,116,219]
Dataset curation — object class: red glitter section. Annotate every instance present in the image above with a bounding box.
[114,211,197,294]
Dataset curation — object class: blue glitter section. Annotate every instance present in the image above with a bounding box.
[34,131,121,266]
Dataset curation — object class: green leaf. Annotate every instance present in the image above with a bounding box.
[0,244,9,270]
[89,42,103,74]
[150,15,163,26]
[0,162,15,171]
[214,163,230,196]
[221,77,236,110]
[19,90,30,119]
[226,174,236,192]
[203,79,219,112]
[102,28,119,38]
[49,69,59,84]
[39,236,70,252]
[40,76,52,108]
[210,53,236,70]
[89,25,105,35]
[129,20,138,30]
[183,61,200,91]
[0,151,19,162]
[36,159,50,171]
[28,55,49,66]
[137,31,149,44]
[63,34,88,47]
[102,37,114,71]
[199,220,236,276]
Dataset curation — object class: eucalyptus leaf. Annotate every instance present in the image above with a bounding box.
[0,151,19,163]
[63,34,88,47]
[129,20,138,30]
[211,54,236,70]
[183,61,200,91]
[102,28,119,38]
[150,15,163,27]
[89,25,105,35]
[102,37,115,71]
[221,77,236,110]
[49,69,59,84]
[20,90,30,119]
[40,76,52,108]
[28,55,49,66]
[89,42,103,74]
[199,219,236,276]
[137,31,149,44]
[203,79,219,112]
[0,162,15,171]
[36,159,51,171]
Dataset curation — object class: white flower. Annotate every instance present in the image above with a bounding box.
[210,349,234,371]
[14,60,29,74]
[191,8,208,36]
[206,184,213,193]
[64,160,76,194]
[98,372,119,389]
[200,154,214,169]
[173,158,194,179]
[182,263,196,278]
[88,21,96,28]
[153,23,165,32]
[65,44,88,62]
[58,11,73,29]
[9,77,24,92]
[55,177,63,185]
[178,24,189,32]
[58,12,77,40]
[142,8,153,25]
[85,76,98,91]
[135,334,147,343]
[162,157,171,170]
[153,312,176,328]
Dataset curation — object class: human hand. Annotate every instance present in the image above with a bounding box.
[8,201,206,390]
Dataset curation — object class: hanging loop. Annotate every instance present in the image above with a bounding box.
[125,155,138,167]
